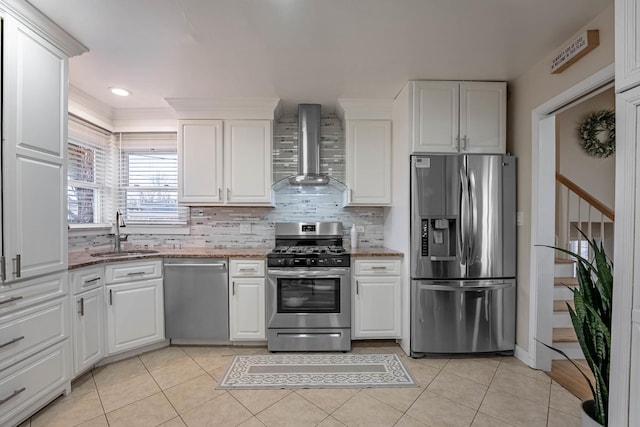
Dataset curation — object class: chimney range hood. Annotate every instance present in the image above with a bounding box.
[288,103,330,185]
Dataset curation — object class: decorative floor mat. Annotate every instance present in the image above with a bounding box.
[217,353,418,389]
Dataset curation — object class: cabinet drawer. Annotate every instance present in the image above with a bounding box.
[0,297,68,371]
[0,341,69,426]
[70,267,104,295]
[229,259,265,277]
[353,259,401,276]
[105,260,162,284]
[0,273,66,316]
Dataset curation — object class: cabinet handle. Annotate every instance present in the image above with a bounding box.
[218,188,222,200]
[455,135,461,149]
[238,268,256,272]
[0,387,26,405]
[109,289,113,305]
[0,296,23,306]
[227,188,231,199]
[356,280,359,295]
[84,277,100,284]
[350,189,354,202]
[0,256,5,282]
[126,271,146,277]
[12,254,21,278]
[371,266,387,270]
[0,336,25,349]
[79,297,85,316]
[462,135,468,150]
[232,281,236,296]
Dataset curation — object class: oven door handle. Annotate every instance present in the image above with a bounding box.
[268,269,348,277]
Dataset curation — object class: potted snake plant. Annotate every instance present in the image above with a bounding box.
[539,229,612,426]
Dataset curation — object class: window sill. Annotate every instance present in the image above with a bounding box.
[119,224,190,235]
[69,224,111,236]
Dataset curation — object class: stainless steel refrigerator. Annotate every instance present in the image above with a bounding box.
[410,154,516,356]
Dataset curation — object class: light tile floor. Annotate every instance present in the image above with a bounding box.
[19,342,582,427]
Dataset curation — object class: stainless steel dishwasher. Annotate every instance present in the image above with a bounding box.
[164,258,229,343]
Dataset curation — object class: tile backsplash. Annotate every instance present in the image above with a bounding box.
[69,113,385,252]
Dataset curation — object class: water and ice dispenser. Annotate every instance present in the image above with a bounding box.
[421,218,456,260]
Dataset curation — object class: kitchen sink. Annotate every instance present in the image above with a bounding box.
[90,249,159,257]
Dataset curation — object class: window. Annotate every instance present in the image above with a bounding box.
[67,116,112,226]
[117,133,188,225]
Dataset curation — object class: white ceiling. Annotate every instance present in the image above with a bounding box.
[28,0,613,114]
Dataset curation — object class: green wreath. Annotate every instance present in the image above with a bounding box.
[577,109,615,158]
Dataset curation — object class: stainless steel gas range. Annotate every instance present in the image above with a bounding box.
[266,222,351,352]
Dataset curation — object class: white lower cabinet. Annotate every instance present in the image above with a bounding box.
[69,266,104,377]
[229,259,265,341]
[0,272,70,427]
[105,260,164,355]
[352,258,402,339]
[72,288,104,376]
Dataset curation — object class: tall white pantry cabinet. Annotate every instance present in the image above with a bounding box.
[0,1,86,425]
[612,1,640,425]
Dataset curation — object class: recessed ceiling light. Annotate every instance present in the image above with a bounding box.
[110,87,131,97]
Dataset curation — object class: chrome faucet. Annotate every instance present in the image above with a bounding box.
[114,210,126,252]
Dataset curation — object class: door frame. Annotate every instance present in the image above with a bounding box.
[529,63,615,370]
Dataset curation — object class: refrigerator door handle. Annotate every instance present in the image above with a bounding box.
[459,168,470,265]
[468,170,477,261]
[418,282,513,291]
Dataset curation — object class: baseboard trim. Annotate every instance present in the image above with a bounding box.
[514,345,535,368]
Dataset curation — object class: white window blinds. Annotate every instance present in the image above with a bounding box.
[67,115,114,225]
[116,132,188,225]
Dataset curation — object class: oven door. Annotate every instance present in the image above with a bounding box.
[267,267,350,329]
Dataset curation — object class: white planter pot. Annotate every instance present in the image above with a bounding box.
[581,400,603,427]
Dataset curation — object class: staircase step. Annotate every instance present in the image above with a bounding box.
[553,327,578,343]
[554,276,579,287]
[554,300,574,312]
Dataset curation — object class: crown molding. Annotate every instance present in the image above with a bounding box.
[0,0,87,57]
[112,108,177,132]
[165,97,281,120]
[68,85,114,131]
[336,98,393,121]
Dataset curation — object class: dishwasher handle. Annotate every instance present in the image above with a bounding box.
[164,263,226,268]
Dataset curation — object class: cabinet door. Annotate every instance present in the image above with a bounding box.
[412,81,459,153]
[229,277,265,340]
[224,120,272,204]
[353,276,401,339]
[72,288,104,377]
[178,120,224,204]
[616,0,640,92]
[459,82,506,154]
[105,278,164,355]
[2,17,67,281]
[345,120,392,205]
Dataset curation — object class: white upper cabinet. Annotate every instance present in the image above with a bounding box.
[1,13,84,282]
[178,119,272,205]
[178,120,224,203]
[411,81,506,154]
[345,120,392,205]
[224,120,272,204]
[616,0,640,92]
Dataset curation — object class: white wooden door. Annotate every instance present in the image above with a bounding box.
[616,0,640,92]
[459,82,506,154]
[229,277,265,340]
[610,84,640,427]
[224,120,272,204]
[178,120,224,204]
[72,288,104,376]
[346,120,392,205]
[411,81,459,153]
[105,278,164,355]
[353,276,401,338]
[2,16,67,281]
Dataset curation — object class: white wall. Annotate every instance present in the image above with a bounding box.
[509,3,614,353]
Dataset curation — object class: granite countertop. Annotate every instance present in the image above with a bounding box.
[69,246,403,270]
